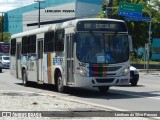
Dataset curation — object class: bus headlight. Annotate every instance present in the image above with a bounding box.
[77,67,88,77]
[119,67,129,76]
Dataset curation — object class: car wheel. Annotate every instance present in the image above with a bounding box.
[98,86,110,93]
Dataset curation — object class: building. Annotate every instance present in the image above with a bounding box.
[4,0,101,35]
[151,38,160,61]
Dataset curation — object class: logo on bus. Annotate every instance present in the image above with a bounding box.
[53,57,63,65]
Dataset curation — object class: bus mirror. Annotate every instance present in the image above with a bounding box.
[128,35,133,52]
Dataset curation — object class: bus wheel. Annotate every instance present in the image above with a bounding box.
[98,86,110,93]
[56,72,65,93]
[22,70,28,86]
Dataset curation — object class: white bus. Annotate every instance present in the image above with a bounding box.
[10,18,132,93]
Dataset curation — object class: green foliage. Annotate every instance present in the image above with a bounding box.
[0,32,10,43]
[130,52,136,62]
[97,12,106,18]
[0,16,10,43]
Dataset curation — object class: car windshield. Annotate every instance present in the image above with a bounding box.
[3,56,10,60]
[76,32,129,64]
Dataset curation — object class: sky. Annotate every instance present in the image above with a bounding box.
[0,0,35,12]
[1,0,160,12]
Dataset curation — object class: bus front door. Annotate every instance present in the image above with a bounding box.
[66,34,74,84]
[37,39,44,84]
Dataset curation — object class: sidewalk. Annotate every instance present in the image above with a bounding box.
[139,69,160,76]
[0,90,152,120]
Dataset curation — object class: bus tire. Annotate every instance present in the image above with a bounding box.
[22,70,28,87]
[98,86,110,93]
[56,72,65,93]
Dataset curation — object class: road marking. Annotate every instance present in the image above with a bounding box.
[111,91,160,100]
[147,97,160,100]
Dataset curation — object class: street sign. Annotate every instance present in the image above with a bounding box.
[118,10,142,17]
[119,2,143,13]
[125,17,151,22]
[125,17,141,21]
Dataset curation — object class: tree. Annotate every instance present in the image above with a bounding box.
[0,16,10,43]
[0,32,10,43]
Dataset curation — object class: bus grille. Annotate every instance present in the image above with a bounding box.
[96,78,114,83]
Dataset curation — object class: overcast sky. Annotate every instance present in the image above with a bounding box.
[0,0,35,12]
[1,0,160,13]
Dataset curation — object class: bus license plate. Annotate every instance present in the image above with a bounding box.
[120,79,128,83]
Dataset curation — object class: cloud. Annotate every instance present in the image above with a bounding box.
[0,0,34,12]
[8,0,17,2]
[0,4,15,12]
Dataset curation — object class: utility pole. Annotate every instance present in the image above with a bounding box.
[107,0,113,18]
[34,0,45,28]
[143,9,152,73]
[101,0,114,18]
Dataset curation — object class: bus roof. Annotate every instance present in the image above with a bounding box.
[11,18,126,39]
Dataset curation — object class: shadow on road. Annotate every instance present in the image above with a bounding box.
[15,82,160,100]
[118,85,145,87]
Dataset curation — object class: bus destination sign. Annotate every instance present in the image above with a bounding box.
[77,21,127,32]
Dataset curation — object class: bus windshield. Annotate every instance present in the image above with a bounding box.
[76,32,129,64]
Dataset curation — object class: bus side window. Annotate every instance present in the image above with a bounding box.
[55,29,64,52]
[28,35,36,54]
[44,31,55,53]
[10,39,16,56]
[22,36,28,54]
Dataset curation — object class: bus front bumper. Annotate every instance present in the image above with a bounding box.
[74,74,129,87]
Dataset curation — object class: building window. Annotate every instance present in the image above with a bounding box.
[28,35,36,53]
[10,39,16,55]
[55,29,64,52]
[44,31,54,52]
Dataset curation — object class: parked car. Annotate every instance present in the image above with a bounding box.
[0,55,10,69]
[130,66,139,86]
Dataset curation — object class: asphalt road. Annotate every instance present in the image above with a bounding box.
[0,69,160,112]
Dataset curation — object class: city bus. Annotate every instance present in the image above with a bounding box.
[10,18,132,93]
